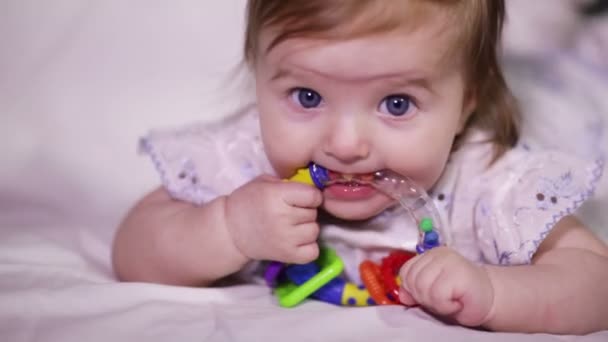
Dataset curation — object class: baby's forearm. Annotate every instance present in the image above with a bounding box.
[483,248,608,334]
[112,188,249,286]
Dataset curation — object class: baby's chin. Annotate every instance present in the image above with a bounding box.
[321,193,395,221]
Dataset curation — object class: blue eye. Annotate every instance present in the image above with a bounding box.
[291,88,323,109]
[379,95,412,116]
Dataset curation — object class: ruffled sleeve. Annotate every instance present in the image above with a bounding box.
[474,151,604,265]
[138,110,272,205]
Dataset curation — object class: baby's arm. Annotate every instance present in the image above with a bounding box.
[483,216,608,334]
[399,216,608,334]
[112,187,247,286]
[112,175,323,286]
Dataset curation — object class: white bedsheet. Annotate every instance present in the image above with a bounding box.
[1,1,607,341]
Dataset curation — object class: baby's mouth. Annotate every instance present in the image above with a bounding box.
[326,169,376,185]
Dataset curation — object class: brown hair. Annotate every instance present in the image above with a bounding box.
[244,0,520,161]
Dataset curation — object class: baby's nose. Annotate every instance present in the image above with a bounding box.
[322,116,370,163]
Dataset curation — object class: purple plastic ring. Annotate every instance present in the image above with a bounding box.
[264,261,285,287]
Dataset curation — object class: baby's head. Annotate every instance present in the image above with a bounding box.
[244,0,519,220]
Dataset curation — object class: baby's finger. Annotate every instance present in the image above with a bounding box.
[399,287,418,306]
[291,243,320,264]
[402,253,435,300]
[412,257,447,307]
[291,222,320,245]
[428,270,463,316]
[282,183,323,208]
[290,207,318,224]
[399,253,423,281]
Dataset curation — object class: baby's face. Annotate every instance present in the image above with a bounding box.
[254,21,475,221]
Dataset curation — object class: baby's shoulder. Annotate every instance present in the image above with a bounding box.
[448,130,603,195]
[478,142,603,199]
[139,106,272,204]
[446,130,604,264]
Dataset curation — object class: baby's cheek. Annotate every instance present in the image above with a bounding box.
[265,148,309,178]
[258,118,317,178]
[262,133,315,178]
[392,148,450,190]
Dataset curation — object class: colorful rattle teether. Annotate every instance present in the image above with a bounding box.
[265,163,448,307]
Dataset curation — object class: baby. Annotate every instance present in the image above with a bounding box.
[112,0,608,334]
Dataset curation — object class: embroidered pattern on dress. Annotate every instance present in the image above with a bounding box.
[504,158,605,264]
[496,241,514,265]
[139,136,218,205]
[433,192,454,213]
[139,136,171,192]
[525,158,604,261]
[534,171,578,210]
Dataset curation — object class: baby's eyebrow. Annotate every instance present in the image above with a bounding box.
[270,68,291,81]
[382,75,434,93]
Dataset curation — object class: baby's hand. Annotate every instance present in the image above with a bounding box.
[224,175,323,264]
[398,247,495,327]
